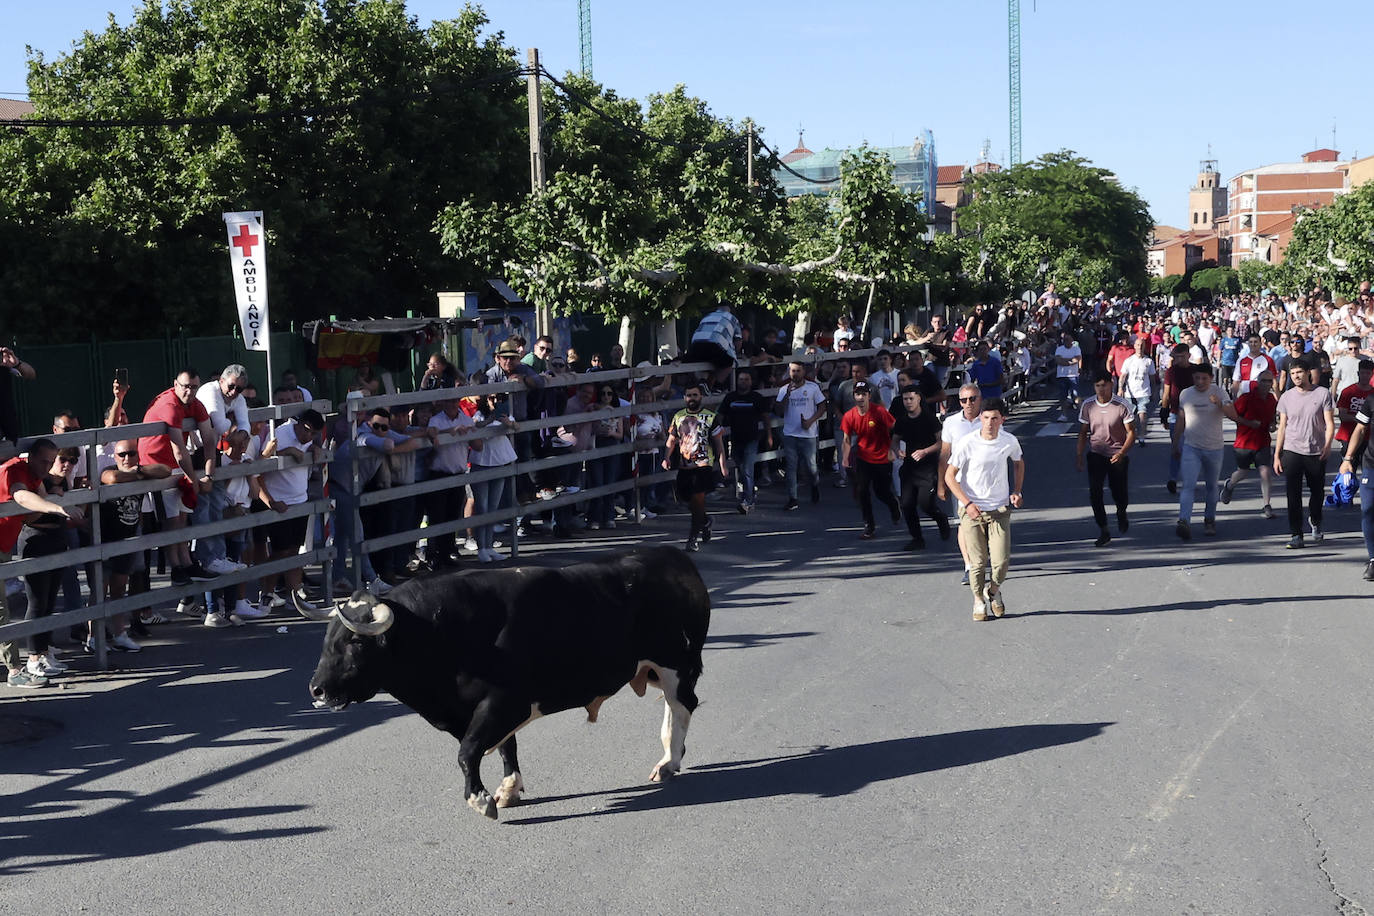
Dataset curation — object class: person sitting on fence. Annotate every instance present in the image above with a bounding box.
[96,438,174,651]
[140,368,218,587]
[0,439,86,686]
[685,302,744,391]
[257,408,325,619]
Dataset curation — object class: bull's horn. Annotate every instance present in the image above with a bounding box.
[295,592,339,621]
[338,601,394,636]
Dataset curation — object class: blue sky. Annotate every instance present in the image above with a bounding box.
[4,0,1371,229]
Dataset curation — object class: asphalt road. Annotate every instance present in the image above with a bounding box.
[3,399,1372,915]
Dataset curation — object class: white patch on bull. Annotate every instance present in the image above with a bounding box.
[484,703,544,756]
[647,666,692,783]
[467,791,497,819]
[494,772,525,808]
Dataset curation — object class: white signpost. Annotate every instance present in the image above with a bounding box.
[223,210,275,389]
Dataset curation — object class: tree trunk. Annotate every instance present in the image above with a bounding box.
[618,315,636,364]
[791,310,812,352]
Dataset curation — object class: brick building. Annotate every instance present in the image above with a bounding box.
[1223,149,1349,267]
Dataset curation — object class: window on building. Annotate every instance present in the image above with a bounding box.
[1202,211,1207,223]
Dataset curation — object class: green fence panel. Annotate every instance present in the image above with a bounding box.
[16,342,100,436]
[97,338,174,422]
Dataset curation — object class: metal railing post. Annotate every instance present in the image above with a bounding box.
[87,438,108,670]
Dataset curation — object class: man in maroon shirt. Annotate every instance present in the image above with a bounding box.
[141,368,217,585]
[1220,371,1278,518]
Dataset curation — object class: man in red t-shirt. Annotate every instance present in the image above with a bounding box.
[1335,359,1374,457]
[840,381,901,540]
[1220,371,1278,517]
[140,369,217,586]
[1,439,84,688]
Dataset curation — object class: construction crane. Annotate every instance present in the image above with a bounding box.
[578,0,593,78]
[1008,0,1021,165]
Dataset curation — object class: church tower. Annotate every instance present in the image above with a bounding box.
[1189,158,1226,230]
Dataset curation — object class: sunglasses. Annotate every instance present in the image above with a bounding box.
[115,450,138,458]
[226,383,245,393]
[959,396,980,403]
[371,423,389,432]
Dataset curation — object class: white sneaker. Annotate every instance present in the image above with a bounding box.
[26,656,58,677]
[460,537,478,553]
[234,598,269,619]
[366,577,393,597]
[260,591,287,610]
[291,589,320,615]
[43,650,68,674]
[639,508,657,520]
[110,632,142,652]
[176,596,204,616]
[204,611,233,629]
[1311,521,1324,544]
[204,557,246,575]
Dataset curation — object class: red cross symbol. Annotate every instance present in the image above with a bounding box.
[231,224,258,257]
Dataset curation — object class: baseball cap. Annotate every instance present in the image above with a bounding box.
[853,380,871,393]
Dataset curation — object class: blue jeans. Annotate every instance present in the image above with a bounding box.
[733,439,760,505]
[332,486,376,585]
[192,480,228,566]
[585,437,621,524]
[1360,479,1374,559]
[1178,443,1222,523]
[782,435,819,501]
[471,473,509,550]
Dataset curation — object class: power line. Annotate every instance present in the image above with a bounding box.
[753,135,840,185]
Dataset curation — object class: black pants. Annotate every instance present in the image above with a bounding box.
[19,528,66,655]
[426,471,468,560]
[1281,450,1325,535]
[899,463,947,542]
[853,459,899,528]
[1086,452,1129,529]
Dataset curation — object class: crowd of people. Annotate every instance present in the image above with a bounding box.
[5,277,1374,688]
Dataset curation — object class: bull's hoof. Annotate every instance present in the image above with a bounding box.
[494,774,524,808]
[467,791,498,819]
[649,762,679,783]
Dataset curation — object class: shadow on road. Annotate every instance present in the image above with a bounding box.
[1011,593,1361,618]
[504,721,1113,825]
[0,626,403,877]
[705,631,818,650]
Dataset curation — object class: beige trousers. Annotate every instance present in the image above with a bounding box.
[959,505,1011,598]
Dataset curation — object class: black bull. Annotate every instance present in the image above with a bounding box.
[307,546,710,819]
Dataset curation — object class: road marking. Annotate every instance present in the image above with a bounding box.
[159,668,291,687]
[1036,421,1072,437]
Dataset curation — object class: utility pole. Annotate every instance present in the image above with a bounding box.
[527,48,551,337]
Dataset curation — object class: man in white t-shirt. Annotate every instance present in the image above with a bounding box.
[773,361,827,511]
[945,397,1025,621]
[259,409,325,613]
[1054,330,1083,421]
[426,393,475,568]
[868,349,901,409]
[1117,337,1157,442]
[938,383,984,586]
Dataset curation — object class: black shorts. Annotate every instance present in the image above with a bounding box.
[1233,447,1272,470]
[265,513,309,554]
[675,466,717,500]
[104,541,145,577]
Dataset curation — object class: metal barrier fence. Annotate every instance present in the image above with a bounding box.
[1,341,991,673]
[0,401,332,670]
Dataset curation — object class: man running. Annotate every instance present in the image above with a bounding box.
[1272,357,1335,548]
[892,384,949,550]
[1053,330,1083,421]
[1220,370,1277,518]
[774,361,827,511]
[945,397,1025,621]
[839,380,901,540]
[662,381,728,552]
[939,384,984,585]
[1076,371,1135,547]
[1117,337,1156,444]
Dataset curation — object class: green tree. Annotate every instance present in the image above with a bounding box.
[1189,266,1237,299]
[0,0,526,337]
[1149,273,1186,298]
[437,80,928,326]
[1235,258,1272,295]
[1269,183,1374,298]
[959,150,1153,296]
